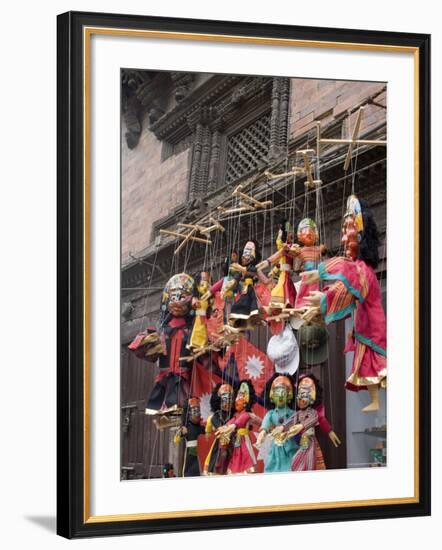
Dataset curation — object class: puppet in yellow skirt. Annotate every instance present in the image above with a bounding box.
[188,272,211,351]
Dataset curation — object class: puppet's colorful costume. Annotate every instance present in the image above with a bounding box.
[290,218,326,308]
[224,381,258,474]
[290,407,320,471]
[144,273,195,412]
[188,272,211,351]
[174,398,205,477]
[226,411,257,474]
[267,222,297,308]
[261,407,297,472]
[203,384,235,475]
[318,256,387,391]
[208,242,261,327]
[258,375,297,472]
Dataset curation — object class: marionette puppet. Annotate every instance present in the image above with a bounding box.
[256,374,298,473]
[173,397,205,477]
[143,273,196,418]
[128,326,163,360]
[276,374,341,471]
[301,195,386,412]
[186,271,215,358]
[216,380,259,474]
[256,221,297,311]
[203,383,236,475]
[289,218,327,310]
[203,241,262,336]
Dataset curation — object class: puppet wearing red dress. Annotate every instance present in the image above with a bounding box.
[302,196,386,412]
[128,273,196,416]
[217,380,259,474]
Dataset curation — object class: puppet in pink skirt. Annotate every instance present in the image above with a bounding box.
[216,380,259,474]
[301,195,387,412]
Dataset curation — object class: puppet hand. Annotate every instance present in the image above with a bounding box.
[328,431,341,447]
[256,430,267,447]
[287,423,304,437]
[299,269,320,284]
[270,426,286,445]
[216,424,234,436]
[200,290,212,302]
[269,426,285,439]
[288,244,301,256]
[305,290,324,307]
[230,263,246,273]
[301,306,321,323]
[256,260,269,271]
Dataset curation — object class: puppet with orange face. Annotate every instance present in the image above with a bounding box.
[216,380,258,474]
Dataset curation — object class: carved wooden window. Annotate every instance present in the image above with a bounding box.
[225,112,271,186]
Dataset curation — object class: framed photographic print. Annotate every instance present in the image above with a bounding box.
[57,10,431,538]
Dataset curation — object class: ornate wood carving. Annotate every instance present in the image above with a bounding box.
[170,72,194,103]
[269,77,290,161]
[121,69,165,149]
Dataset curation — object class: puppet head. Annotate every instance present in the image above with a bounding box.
[296,374,323,410]
[241,241,257,266]
[187,397,201,424]
[269,375,294,408]
[297,218,319,246]
[234,380,256,412]
[218,383,235,412]
[341,195,363,261]
[161,273,195,317]
[262,372,297,409]
[341,195,380,268]
[197,271,211,295]
[296,376,316,410]
[235,381,250,412]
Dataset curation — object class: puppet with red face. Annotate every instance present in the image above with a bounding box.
[216,380,258,474]
[301,196,387,412]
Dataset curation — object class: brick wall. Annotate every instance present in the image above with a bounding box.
[289,79,386,140]
[121,111,191,264]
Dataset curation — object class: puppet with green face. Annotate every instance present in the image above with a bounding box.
[256,375,299,473]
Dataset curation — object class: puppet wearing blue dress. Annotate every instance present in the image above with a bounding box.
[256,375,298,473]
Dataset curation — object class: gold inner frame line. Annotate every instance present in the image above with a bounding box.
[82,26,420,524]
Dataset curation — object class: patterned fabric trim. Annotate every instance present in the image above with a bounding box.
[354,331,387,357]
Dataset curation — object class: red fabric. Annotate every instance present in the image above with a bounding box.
[295,279,320,308]
[206,292,225,343]
[322,258,387,390]
[168,317,187,329]
[226,411,257,473]
[283,273,297,307]
[219,337,274,395]
[190,361,223,398]
[314,403,332,434]
[154,329,189,382]
[254,283,285,335]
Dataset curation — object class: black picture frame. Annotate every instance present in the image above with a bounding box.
[57,10,431,539]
